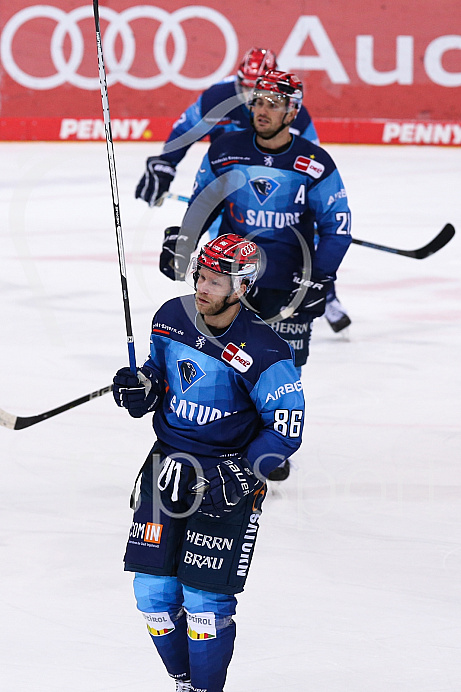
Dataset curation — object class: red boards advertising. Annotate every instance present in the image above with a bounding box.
[1,0,460,142]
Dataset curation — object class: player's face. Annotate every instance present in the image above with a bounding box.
[195,267,234,315]
[252,93,292,137]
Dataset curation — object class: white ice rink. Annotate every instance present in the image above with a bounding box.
[0,140,460,692]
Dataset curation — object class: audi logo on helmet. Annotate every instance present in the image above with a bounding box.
[240,241,257,257]
[253,70,303,111]
[1,5,238,91]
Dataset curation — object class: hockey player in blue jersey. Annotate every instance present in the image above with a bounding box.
[135,48,318,207]
[159,70,351,479]
[112,234,304,692]
[135,47,350,333]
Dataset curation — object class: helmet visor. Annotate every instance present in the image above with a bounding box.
[186,257,237,297]
[250,90,289,111]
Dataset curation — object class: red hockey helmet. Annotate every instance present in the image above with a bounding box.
[237,48,278,88]
[251,70,303,112]
[188,234,261,294]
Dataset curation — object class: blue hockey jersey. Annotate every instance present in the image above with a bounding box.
[161,76,319,167]
[141,294,304,477]
[182,129,352,291]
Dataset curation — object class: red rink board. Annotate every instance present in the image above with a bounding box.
[1,116,461,146]
[1,0,461,143]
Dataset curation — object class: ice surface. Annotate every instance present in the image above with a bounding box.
[0,140,460,691]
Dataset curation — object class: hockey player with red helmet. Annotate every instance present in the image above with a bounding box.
[138,48,351,334]
[135,47,318,209]
[159,70,352,478]
[113,234,304,692]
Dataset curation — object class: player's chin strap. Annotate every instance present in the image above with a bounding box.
[195,275,247,317]
[249,108,293,141]
[197,292,241,320]
[210,276,251,316]
[211,294,241,316]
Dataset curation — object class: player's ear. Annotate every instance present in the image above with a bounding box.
[286,108,298,125]
[235,282,247,299]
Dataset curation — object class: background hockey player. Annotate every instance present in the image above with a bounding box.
[112,234,304,692]
[134,47,351,332]
[158,71,351,479]
[135,48,318,206]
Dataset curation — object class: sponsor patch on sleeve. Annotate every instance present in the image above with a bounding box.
[294,156,325,178]
[221,343,253,372]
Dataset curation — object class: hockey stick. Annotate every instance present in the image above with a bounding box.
[93,0,136,373]
[0,385,113,431]
[351,223,455,259]
[160,192,455,259]
[157,191,191,206]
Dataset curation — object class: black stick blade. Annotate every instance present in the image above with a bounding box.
[411,223,455,259]
[0,385,113,431]
[352,223,455,259]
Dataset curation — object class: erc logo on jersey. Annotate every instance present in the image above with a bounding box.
[221,343,253,372]
[249,176,280,205]
[294,156,325,178]
[177,359,206,393]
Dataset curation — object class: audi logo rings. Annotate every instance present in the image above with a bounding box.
[1,4,239,91]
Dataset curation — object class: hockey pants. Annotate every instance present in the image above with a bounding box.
[134,572,237,692]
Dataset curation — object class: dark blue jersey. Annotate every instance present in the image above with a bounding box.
[141,294,304,477]
[182,130,352,290]
[161,76,319,167]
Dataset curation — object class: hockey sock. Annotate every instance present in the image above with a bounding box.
[326,282,337,302]
[147,610,190,682]
[134,573,190,681]
[187,614,236,692]
[183,586,237,692]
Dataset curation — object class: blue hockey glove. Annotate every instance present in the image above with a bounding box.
[135,156,176,207]
[113,366,162,418]
[159,226,190,281]
[288,274,331,319]
[190,459,261,517]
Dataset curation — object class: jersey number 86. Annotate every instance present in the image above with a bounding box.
[274,409,303,437]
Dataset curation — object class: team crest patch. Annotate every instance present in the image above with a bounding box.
[221,343,253,372]
[177,359,206,393]
[249,176,280,205]
[294,156,325,178]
